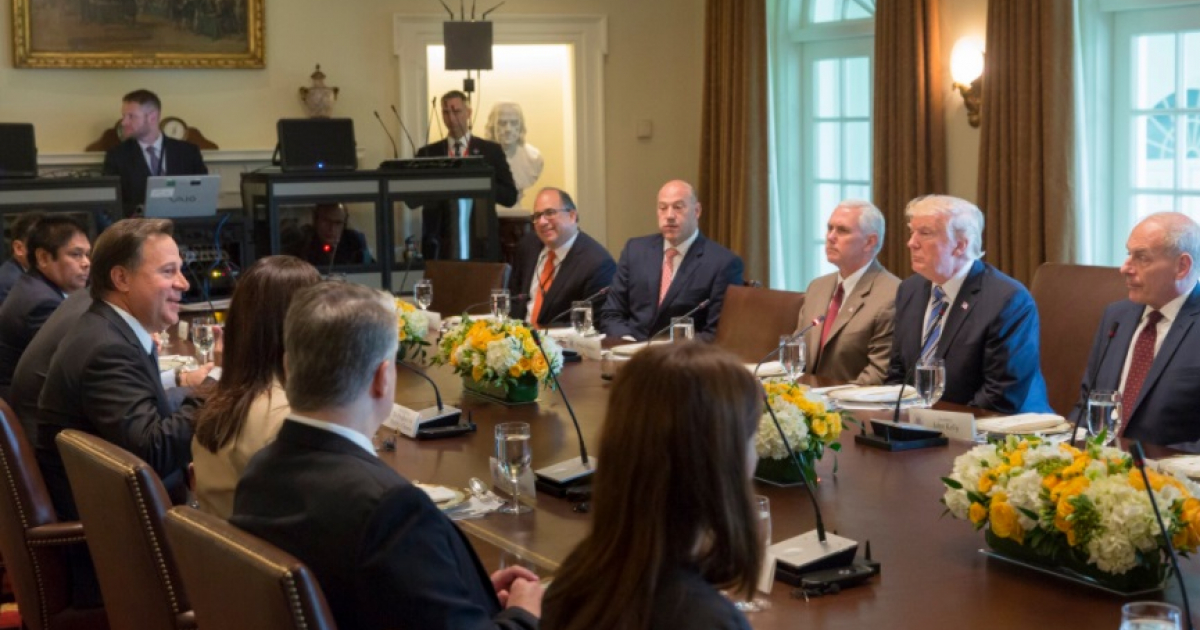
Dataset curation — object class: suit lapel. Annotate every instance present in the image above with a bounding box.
[93,301,167,399]
[1097,306,1142,391]
[824,262,881,345]
[938,260,984,352]
[806,275,836,368]
[659,235,706,311]
[1128,286,1200,418]
[127,141,151,180]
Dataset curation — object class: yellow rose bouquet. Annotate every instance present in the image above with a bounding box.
[433,316,563,403]
[754,378,843,486]
[394,297,431,361]
[941,435,1200,592]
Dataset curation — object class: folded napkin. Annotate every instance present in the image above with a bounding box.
[827,385,919,403]
[416,483,459,504]
[746,361,786,377]
[1158,456,1200,480]
[976,413,1067,434]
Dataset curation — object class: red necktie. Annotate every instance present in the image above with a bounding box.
[1121,310,1163,431]
[528,250,556,327]
[820,282,844,348]
[659,248,679,305]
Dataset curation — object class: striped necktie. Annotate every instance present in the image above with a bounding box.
[920,286,948,364]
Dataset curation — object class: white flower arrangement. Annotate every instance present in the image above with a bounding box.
[433,316,563,390]
[755,378,841,465]
[393,297,431,361]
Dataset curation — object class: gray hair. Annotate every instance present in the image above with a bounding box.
[837,199,886,256]
[284,282,398,411]
[484,101,527,146]
[1145,212,1200,281]
[905,195,985,260]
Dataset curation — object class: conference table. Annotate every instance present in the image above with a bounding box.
[380,356,1197,629]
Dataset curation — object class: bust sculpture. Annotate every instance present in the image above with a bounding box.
[485,101,544,208]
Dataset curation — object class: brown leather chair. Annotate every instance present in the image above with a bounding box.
[0,401,108,630]
[714,285,807,363]
[421,260,511,317]
[54,431,194,630]
[1030,263,1128,416]
[164,507,338,630]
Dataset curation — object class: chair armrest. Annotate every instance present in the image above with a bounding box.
[26,521,87,546]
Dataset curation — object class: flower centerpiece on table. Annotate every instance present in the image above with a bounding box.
[394,297,431,362]
[941,435,1200,592]
[433,316,563,403]
[754,378,843,486]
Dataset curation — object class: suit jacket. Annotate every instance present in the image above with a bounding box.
[599,233,743,342]
[508,231,616,326]
[1069,285,1200,449]
[886,260,1050,414]
[9,291,91,447]
[230,420,538,630]
[416,136,517,261]
[35,301,200,519]
[0,270,66,398]
[797,260,900,385]
[102,137,208,217]
[0,258,23,305]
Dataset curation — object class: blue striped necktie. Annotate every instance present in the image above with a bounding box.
[920,286,948,364]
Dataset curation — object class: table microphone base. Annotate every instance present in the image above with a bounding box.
[770,531,858,585]
[534,456,596,498]
[854,421,949,451]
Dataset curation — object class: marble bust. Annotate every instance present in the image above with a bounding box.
[485,101,544,208]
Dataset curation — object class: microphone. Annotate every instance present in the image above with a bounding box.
[752,316,823,379]
[1071,321,1120,447]
[647,299,711,341]
[1130,442,1194,630]
[373,111,399,159]
[529,329,596,494]
[325,238,340,278]
[891,362,914,426]
[429,97,441,142]
[394,359,462,427]
[390,105,419,157]
[456,294,530,318]
[544,287,610,327]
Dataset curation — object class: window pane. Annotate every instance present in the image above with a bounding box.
[1183,195,1200,219]
[1136,115,1177,188]
[844,57,870,117]
[844,121,871,181]
[1184,32,1200,98]
[812,0,838,24]
[1135,34,1176,110]
[817,123,841,179]
[1134,194,1177,219]
[844,184,870,201]
[817,184,842,225]
[815,59,840,118]
[1186,115,1200,189]
[845,0,872,20]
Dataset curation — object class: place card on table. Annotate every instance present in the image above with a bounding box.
[906,408,976,443]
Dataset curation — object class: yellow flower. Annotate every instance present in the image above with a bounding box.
[979,469,998,494]
[989,495,1024,543]
[969,502,987,525]
[471,364,486,382]
[1007,449,1024,468]
[1049,475,1089,504]
[811,416,828,438]
[509,364,523,378]
[531,352,549,379]
[1175,498,1200,550]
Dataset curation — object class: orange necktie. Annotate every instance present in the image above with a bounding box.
[529,250,557,327]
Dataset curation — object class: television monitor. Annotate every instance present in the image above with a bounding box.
[276,118,357,172]
[444,21,493,70]
[0,123,38,178]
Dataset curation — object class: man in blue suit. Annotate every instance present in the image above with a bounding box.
[599,180,743,341]
[886,195,1050,414]
[1071,212,1200,449]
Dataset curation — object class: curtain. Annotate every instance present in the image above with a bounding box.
[698,0,770,285]
[978,0,1076,286]
[872,0,946,276]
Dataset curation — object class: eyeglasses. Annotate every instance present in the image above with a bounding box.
[531,208,572,222]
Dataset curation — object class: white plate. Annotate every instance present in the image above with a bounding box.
[611,340,670,357]
[747,361,786,378]
[416,483,467,511]
[976,414,1068,435]
[827,385,920,404]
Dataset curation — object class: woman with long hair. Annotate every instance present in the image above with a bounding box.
[191,255,320,518]
[542,342,763,630]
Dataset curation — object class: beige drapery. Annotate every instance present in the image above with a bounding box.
[978,0,1076,286]
[698,0,770,285]
[872,0,946,276]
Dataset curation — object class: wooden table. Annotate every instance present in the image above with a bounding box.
[382,359,1200,629]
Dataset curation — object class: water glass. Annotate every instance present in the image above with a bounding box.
[670,316,694,343]
[779,335,805,381]
[414,279,433,310]
[491,289,511,321]
[1120,602,1181,630]
[734,495,772,612]
[1087,390,1123,445]
[191,316,217,364]
[494,422,532,515]
[571,300,593,335]
[915,358,946,408]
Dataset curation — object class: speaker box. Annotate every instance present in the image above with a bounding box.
[444,21,493,70]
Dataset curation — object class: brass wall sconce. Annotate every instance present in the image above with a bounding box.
[951,37,985,128]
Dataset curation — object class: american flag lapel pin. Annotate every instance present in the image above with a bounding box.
[961,302,969,311]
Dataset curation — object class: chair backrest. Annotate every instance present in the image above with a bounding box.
[422,260,511,317]
[0,401,107,630]
[55,430,192,630]
[1030,263,1128,416]
[164,507,339,630]
[714,285,807,363]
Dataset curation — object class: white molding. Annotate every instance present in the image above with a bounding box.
[1099,0,1200,12]
[393,13,609,246]
[37,149,277,167]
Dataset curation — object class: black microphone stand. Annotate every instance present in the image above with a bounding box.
[1131,441,1195,630]
[646,298,711,342]
[394,359,470,439]
[528,329,596,500]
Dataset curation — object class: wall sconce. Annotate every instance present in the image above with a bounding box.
[951,37,985,128]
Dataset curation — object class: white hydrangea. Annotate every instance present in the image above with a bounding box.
[941,443,1000,519]
[756,406,808,460]
[485,337,521,373]
[1082,476,1159,574]
[1004,469,1044,530]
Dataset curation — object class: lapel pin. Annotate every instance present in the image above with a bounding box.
[961,302,969,311]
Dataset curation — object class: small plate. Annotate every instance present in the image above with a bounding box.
[611,340,670,357]
[416,483,467,511]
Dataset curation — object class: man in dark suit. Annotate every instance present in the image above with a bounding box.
[599,180,744,341]
[509,187,615,327]
[0,211,43,304]
[0,216,91,398]
[36,218,203,521]
[283,203,374,269]
[231,282,542,630]
[886,195,1050,414]
[1071,212,1200,449]
[103,89,208,218]
[415,90,518,261]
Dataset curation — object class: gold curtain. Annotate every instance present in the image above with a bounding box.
[698,0,769,285]
[978,0,1076,286]
[872,0,946,276]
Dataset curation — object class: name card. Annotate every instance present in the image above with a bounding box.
[907,408,976,442]
[385,403,421,439]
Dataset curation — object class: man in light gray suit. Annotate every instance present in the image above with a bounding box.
[796,200,899,385]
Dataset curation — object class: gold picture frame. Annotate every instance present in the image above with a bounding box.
[11,0,265,69]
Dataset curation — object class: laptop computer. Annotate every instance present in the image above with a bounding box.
[0,123,38,178]
[143,175,220,218]
[277,118,357,172]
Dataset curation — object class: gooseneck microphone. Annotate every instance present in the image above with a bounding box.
[1071,321,1120,447]
[891,363,915,426]
[390,105,419,157]
[1130,441,1194,630]
[373,111,399,159]
[394,359,462,426]
[753,316,823,378]
[545,287,610,327]
[528,329,596,494]
[647,299,711,341]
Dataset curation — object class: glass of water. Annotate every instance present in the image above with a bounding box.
[414,279,433,310]
[491,289,511,321]
[733,495,772,613]
[494,422,532,515]
[1120,602,1181,630]
[915,358,946,408]
[670,316,694,343]
[191,316,217,364]
[779,335,805,381]
[571,301,593,335]
[1086,390,1123,445]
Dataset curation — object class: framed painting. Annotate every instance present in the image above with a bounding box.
[11,0,264,68]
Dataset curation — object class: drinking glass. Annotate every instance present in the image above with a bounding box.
[1087,390,1123,445]
[670,316,694,343]
[915,358,946,408]
[414,279,433,310]
[494,422,532,515]
[191,316,217,364]
[491,289,511,321]
[734,495,772,612]
[779,335,805,381]
[571,301,593,335]
[1120,602,1181,630]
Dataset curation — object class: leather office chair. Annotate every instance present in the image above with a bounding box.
[0,400,108,630]
[422,260,512,317]
[714,285,807,363]
[1030,263,1128,416]
[164,507,338,630]
[54,431,194,630]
